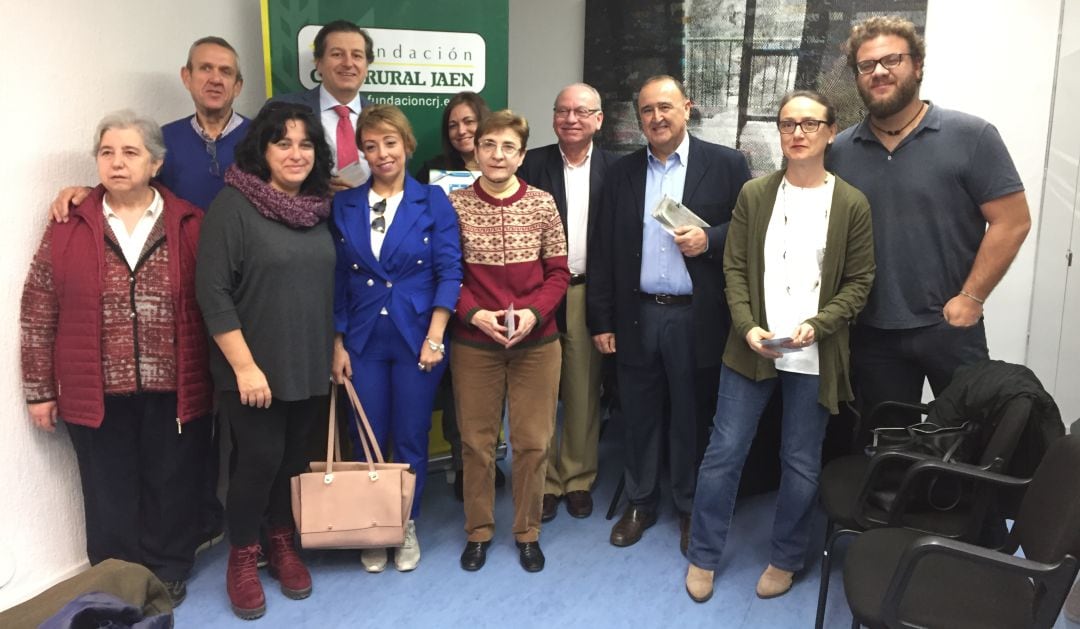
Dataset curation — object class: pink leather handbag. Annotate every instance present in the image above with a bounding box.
[291,379,416,549]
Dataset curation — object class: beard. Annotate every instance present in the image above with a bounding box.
[858,72,920,119]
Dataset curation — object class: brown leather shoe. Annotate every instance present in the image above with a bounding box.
[565,490,593,518]
[542,494,559,522]
[756,564,794,599]
[679,512,691,557]
[610,505,657,547]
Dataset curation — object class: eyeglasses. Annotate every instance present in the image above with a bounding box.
[371,199,387,233]
[477,140,521,158]
[777,119,828,134]
[204,138,220,176]
[855,52,914,75]
[554,107,601,119]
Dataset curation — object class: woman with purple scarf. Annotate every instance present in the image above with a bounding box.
[195,102,335,620]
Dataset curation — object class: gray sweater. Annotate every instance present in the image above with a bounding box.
[196,186,335,401]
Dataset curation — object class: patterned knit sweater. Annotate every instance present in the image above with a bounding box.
[21,184,212,425]
[450,179,569,349]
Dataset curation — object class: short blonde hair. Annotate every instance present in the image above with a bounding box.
[356,104,418,155]
[476,109,529,149]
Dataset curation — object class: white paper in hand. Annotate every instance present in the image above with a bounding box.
[761,337,803,354]
[651,195,709,236]
[505,303,516,340]
[336,160,369,188]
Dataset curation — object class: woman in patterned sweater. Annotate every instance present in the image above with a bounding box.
[20,110,212,607]
[450,110,570,574]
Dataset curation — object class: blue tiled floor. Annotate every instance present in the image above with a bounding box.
[177,414,1075,628]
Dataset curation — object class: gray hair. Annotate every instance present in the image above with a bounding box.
[92,110,166,162]
[554,82,603,110]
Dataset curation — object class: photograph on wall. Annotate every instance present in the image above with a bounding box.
[585,0,928,175]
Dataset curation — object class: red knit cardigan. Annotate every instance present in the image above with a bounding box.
[20,182,212,427]
[450,179,570,349]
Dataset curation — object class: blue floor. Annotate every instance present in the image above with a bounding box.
[178,416,1077,628]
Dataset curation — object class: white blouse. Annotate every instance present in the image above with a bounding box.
[762,175,834,375]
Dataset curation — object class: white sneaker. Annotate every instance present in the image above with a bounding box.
[394,520,420,572]
[361,547,387,573]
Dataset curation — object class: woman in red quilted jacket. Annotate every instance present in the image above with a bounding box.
[20,110,213,608]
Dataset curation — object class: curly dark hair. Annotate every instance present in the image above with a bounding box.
[844,16,926,76]
[235,102,333,197]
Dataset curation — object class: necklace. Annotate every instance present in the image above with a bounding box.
[870,102,925,137]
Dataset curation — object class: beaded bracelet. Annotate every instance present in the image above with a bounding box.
[426,338,446,353]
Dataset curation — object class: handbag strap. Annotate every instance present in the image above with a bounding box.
[325,384,338,474]
[341,378,387,465]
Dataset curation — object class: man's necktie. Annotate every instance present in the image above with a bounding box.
[333,104,359,168]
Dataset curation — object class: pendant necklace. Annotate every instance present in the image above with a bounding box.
[870,102,925,137]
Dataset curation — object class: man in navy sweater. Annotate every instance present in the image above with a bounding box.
[159,36,251,209]
[49,36,249,210]
[48,35,251,569]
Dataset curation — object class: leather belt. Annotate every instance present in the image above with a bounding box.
[640,292,692,305]
[569,273,587,286]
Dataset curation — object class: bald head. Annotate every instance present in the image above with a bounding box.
[552,82,603,154]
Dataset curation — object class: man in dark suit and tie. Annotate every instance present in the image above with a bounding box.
[519,83,617,522]
[588,75,750,554]
[268,20,373,192]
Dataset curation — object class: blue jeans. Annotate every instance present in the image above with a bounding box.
[687,365,830,572]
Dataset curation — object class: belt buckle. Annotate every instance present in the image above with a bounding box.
[654,293,672,305]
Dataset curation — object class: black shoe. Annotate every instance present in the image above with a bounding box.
[460,541,490,571]
[610,505,658,547]
[516,541,545,572]
[494,464,506,488]
[163,580,187,608]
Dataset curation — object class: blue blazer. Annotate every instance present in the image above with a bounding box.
[332,175,463,356]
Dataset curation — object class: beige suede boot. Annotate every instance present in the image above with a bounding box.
[685,563,714,603]
[756,564,794,599]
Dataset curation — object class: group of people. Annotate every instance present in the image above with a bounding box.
[19,13,1030,622]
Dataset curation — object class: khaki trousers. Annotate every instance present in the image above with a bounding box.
[452,340,561,543]
[546,283,603,495]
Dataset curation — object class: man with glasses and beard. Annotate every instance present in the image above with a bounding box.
[828,16,1031,435]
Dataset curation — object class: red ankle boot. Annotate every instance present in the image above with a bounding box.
[227,544,266,620]
[266,525,312,599]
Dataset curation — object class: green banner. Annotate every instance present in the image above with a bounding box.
[261,0,509,175]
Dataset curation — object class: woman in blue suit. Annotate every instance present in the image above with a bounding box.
[331,105,462,573]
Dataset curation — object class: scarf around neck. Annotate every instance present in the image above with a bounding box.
[224,165,330,228]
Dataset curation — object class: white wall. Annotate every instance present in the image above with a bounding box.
[922,0,1061,365]
[508,0,586,148]
[0,1,264,610]
[0,0,1065,610]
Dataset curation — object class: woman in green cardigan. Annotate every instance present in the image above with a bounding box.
[684,91,875,603]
